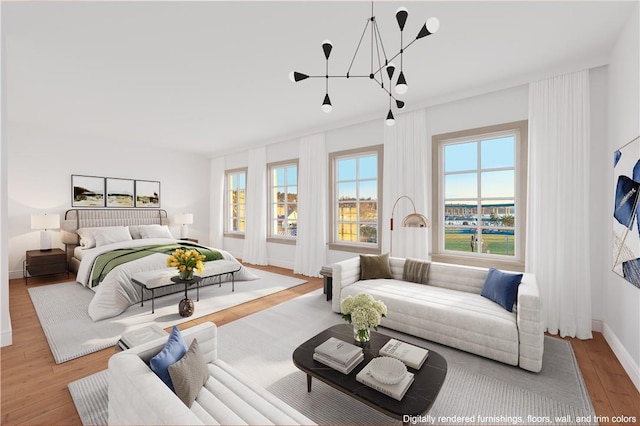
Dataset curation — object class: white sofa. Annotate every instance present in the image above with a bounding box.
[331,257,544,373]
[108,322,315,425]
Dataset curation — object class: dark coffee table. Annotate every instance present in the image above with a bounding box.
[292,324,447,422]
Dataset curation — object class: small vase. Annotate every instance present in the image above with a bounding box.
[179,269,194,281]
[179,298,194,317]
[353,326,371,343]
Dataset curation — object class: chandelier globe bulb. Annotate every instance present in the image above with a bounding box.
[426,17,440,34]
[385,109,395,126]
[321,93,332,113]
[395,71,408,95]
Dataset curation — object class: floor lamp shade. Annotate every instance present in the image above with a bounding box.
[389,196,429,256]
[31,213,60,251]
[175,213,193,239]
[402,213,429,228]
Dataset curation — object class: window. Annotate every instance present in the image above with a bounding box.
[329,145,383,253]
[432,121,527,270]
[268,161,298,242]
[225,168,247,236]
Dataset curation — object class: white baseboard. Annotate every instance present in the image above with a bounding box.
[602,322,640,393]
[1,328,12,347]
[267,259,295,271]
[591,319,603,333]
[9,270,22,280]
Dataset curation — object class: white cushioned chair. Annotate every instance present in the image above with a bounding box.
[108,322,315,425]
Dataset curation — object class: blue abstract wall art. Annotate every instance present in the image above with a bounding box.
[613,135,640,289]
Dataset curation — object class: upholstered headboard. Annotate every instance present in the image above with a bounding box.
[61,209,170,273]
[61,208,169,241]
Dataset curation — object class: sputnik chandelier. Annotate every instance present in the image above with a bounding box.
[289,2,440,126]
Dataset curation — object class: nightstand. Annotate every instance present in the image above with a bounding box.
[180,238,199,243]
[24,248,68,284]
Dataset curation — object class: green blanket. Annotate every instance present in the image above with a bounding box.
[90,243,223,288]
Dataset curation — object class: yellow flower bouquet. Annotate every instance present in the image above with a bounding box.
[166,248,206,281]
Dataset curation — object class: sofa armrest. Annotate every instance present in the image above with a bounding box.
[331,257,361,313]
[516,274,544,372]
[107,322,218,425]
[108,352,204,425]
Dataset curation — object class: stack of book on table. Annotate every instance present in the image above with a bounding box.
[378,338,429,369]
[356,360,415,401]
[355,339,429,401]
[313,337,364,374]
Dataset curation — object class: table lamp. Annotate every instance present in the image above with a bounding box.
[31,213,60,251]
[175,213,194,239]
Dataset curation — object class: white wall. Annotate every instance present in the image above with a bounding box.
[6,122,211,280]
[605,5,640,391]
[1,4,12,346]
[1,125,9,346]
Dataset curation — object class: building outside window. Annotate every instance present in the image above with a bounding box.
[432,121,527,270]
[268,161,298,241]
[225,168,247,235]
[329,145,383,253]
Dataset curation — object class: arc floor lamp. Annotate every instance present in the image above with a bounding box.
[390,195,429,256]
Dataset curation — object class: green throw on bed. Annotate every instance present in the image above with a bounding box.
[90,243,223,287]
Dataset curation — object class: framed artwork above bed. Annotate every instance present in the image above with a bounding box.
[71,175,160,208]
[72,175,105,207]
[106,178,134,207]
[135,180,161,208]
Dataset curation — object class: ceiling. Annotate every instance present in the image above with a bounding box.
[4,1,636,157]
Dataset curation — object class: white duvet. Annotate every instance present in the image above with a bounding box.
[76,238,258,321]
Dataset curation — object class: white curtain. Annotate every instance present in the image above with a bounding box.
[209,156,225,249]
[242,147,268,265]
[527,69,592,339]
[294,133,327,277]
[383,110,430,259]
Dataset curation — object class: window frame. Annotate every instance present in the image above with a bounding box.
[328,145,383,254]
[224,167,248,239]
[431,120,528,271]
[266,159,299,245]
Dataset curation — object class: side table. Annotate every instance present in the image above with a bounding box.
[24,248,68,285]
[320,265,333,301]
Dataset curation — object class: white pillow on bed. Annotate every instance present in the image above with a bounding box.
[139,225,174,239]
[76,227,103,249]
[94,226,133,247]
[77,226,132,248]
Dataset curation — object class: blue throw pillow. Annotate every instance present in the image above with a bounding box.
[150,326,188,392]
[481,267,523,312]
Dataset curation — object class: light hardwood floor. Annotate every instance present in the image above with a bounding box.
[1,267,639,425]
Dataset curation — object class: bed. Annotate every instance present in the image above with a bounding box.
[61,209,257,321]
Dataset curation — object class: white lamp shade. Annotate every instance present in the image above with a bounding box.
[31,213,60,230]
[402,213,429,228]
[175,213,193,225]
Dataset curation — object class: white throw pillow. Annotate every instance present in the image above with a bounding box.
[139,225,174,239]
[94,226,133,247]
[76,227,106,248]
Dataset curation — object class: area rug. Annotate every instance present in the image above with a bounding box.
[69,289,596,425]
[29,268,306,364]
